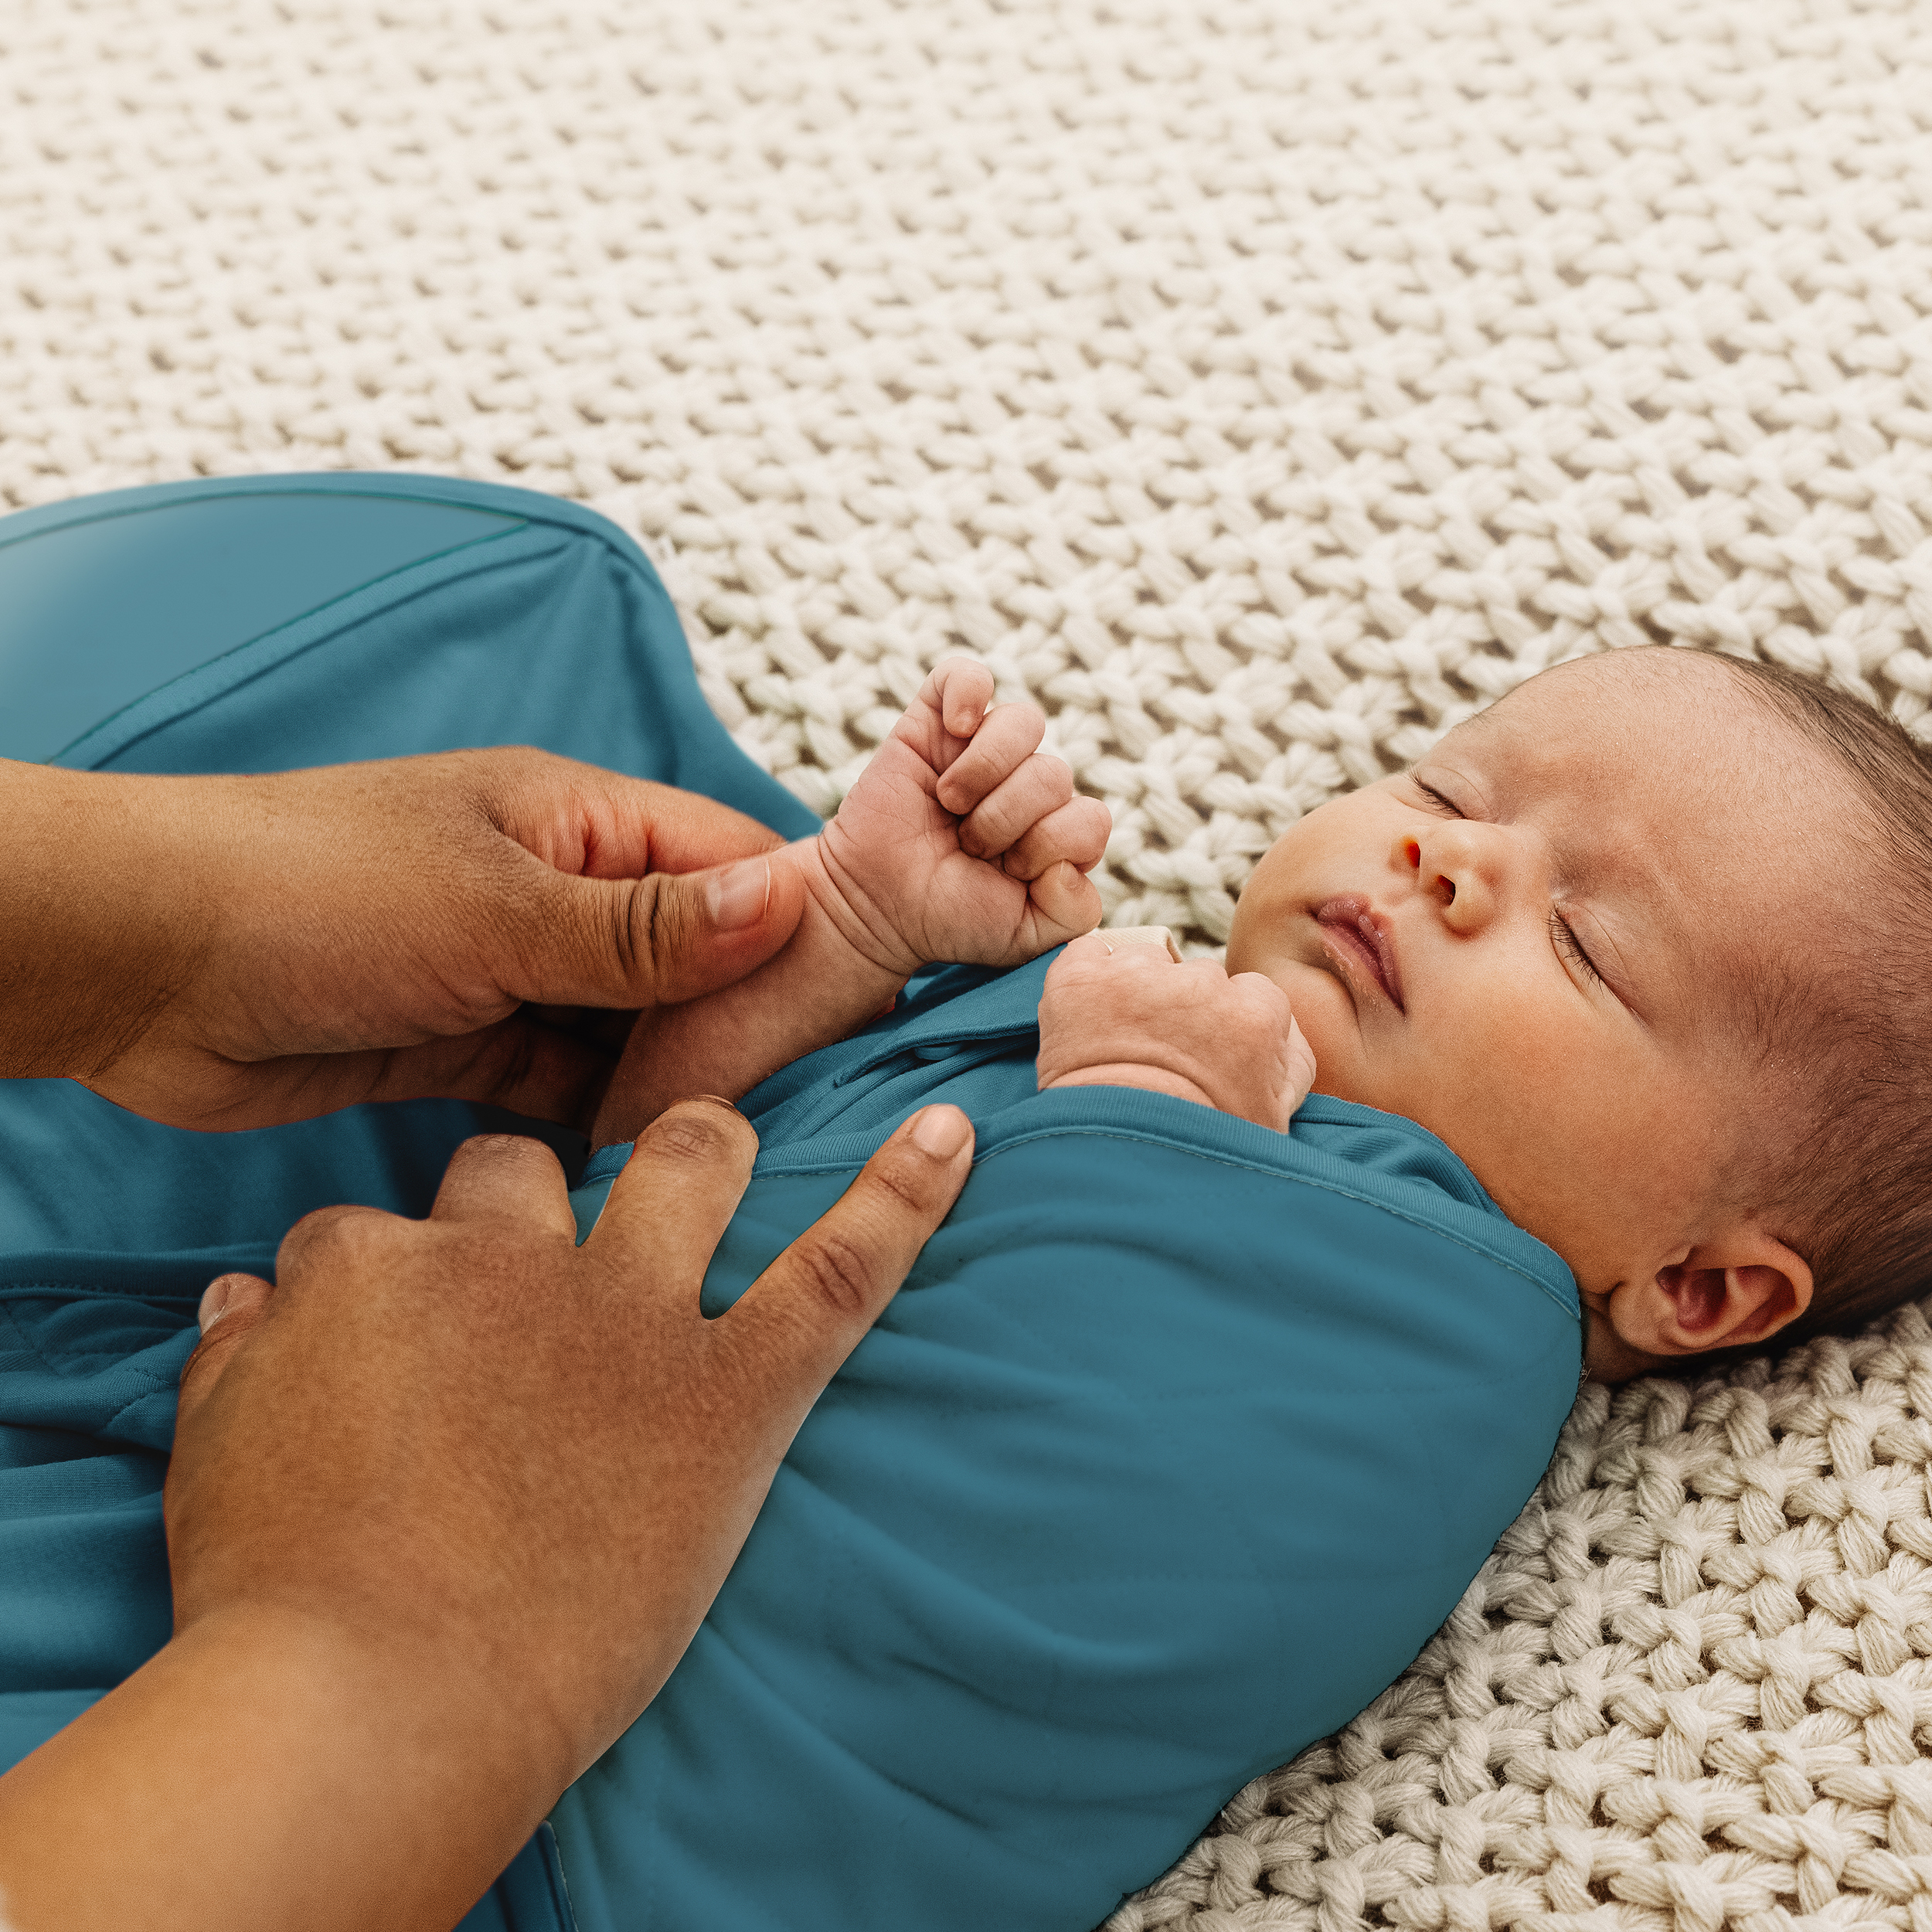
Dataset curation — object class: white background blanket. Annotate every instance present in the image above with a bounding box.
[5,4,1931,1927]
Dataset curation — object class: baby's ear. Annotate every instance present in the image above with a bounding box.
[1648,1233,1814,1356]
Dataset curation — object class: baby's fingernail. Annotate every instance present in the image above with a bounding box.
[198,1277,233,1333]
[910,1105,971,1160]
[706,858,770,932]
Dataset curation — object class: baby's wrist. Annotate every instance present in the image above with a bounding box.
[1038,1063,1220,1114]
[789,835,926,985]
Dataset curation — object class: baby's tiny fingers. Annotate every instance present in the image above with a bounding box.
[1026,859,1104,946]
[934,702,1046,814]
[923,655,997,739]
[999,794,1111,881]
[957,753,1074,860]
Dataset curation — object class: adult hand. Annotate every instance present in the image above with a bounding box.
[0,750,808,1132]
[0,1098,977,1932]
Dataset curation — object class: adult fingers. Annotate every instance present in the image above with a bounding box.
[525,845,810,1010]
[591,1097,760,1287]
[311,1015,616,1133]
[104,1017,621,1138]
[998,794,1111,883]
[611,784,791,879]
[471,757,809,1010]
[430,1134,577,1240]
[483,760,786,882]
[370,1012,617,1135]
[174,1273,276,1429]
[716,1104,973,1403]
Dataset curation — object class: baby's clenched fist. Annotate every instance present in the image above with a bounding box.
[809,657,1111,975]
[1036,932,1317,1133]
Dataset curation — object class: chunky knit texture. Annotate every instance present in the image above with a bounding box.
[1111,1311,1932,1932]
[5,3,1932,1927]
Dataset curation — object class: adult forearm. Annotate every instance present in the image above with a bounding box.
[0,1608,562,1932]
[0,760,212,1084]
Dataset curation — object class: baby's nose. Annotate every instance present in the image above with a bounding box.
[1403,836,1458,909]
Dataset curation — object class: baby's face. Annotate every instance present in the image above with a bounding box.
[1226,651,1845,1345]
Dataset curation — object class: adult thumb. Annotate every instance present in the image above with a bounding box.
[175,1273,275,1429]
[546,849,809,1009]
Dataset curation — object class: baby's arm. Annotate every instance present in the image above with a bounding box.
[1035,932,1316,1133]
[594,661,1110,1145]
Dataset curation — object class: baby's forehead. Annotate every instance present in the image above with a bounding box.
[1434,649,1867,1006]
[1443,651,1815,809]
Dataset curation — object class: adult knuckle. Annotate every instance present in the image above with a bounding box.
[466,1131,555,1171]
[868,1147,939,1218]
[643,1102,747,1169]
[791,1229,878,1320]
[640,876,704,988]
[456,1131,532,1162]
[277,1202,386,1276]
[608,881,647,983]
[278,1202,352,1257]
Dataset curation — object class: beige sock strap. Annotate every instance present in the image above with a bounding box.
[1098,926,1183,962]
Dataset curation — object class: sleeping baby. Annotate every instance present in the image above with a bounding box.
[597,641,1925,1380]
[546,639,1932,1932]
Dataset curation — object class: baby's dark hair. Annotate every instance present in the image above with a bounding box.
[1710,650,1932,1345]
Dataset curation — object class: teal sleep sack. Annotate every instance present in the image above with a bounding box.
[0,476,1583,1932]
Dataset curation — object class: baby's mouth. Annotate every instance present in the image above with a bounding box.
[1314,897,1405,1012]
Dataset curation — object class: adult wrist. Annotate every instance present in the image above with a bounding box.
[0,761,212,1084]
[0,1603,566,1932]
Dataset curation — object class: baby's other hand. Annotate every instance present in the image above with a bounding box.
[814,657,1112,973]
[1036,932,1316,1133]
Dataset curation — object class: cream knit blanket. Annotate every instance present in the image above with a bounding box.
[5,3,1931,1927]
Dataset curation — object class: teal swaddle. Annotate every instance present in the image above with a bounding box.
[0,477,1580,1931]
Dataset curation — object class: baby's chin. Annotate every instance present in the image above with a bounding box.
[1225,906,1423,1112]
